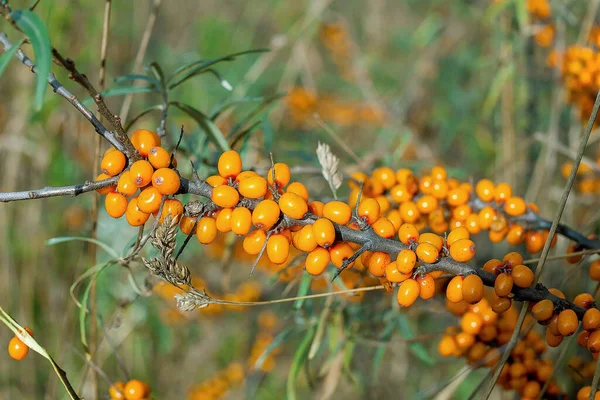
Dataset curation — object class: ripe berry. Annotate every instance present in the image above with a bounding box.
[504,196,527,216]
[267,234,290,264]
[511,265,534,288]
[590,260,600,281]
[215,208,233,232]
[446,276,464,303]
[105,192,128,218]
[417,274,436,300]
[235,170,259,183]
[416,195,438,214]
[206,175,228,187]
[588,330,600,353]
[416,242,439,263]
[211,185,240,208]
[231,207,252,235]
[396,249,417,274]
[491,297,512,313]
[465,214,481,234]
[357,198,380,224]
[152,168,180,195]
[123,379,149,400]
[329,242,354,268]
[531,299,554,322]
[252,199,281,229]
[267,163,291,188]
[95,173,116,194]
[305,247,330,276]
[447,188,469,206]
[545,329,563,347]
[323,201,352,225]
[438,335,458,357]
[372,167,396,189]
[279,192,308,219]
[399,201,420,223]
[372,217,395,238]
[557,309,578,336]
[448,239,476,262]
[194,217,217,244]
[117,171,138,196]
[126,197,150,226]
[461,311,483,334]
[367,252,390,277]
[148,146,171,169]
[109,382,125,399]
[243,229,267,255]
[308,201,325,217]
[131,129,160,157]
[101,150,126,177]
[129,160,154,187]
[397,279,420,307]
[238,176,268,199]
[525,231,544,253]
[179,216,197,235]
[218,150,243,179]
[502,252,523,266]
[584,308,600,331]
[447,227,470,247]
[158,199,183,223]
[286,182,309,202]
[418,232,444,251]
[475,179,495,202]
[494,182,512,203]
[137,187,162,214]
[398,223,419,244]
[494,273,513,297]
[462,274,484,304]
[390,184,411,203]
[8,336,28,360]
[312,218,336,247]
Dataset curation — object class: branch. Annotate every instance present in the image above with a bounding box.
[0,176,118,203]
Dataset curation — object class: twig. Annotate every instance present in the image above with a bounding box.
[0,176,118,203]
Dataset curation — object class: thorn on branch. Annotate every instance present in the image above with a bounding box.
[332,245,369,282]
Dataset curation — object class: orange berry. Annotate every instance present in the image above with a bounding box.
[305,247,330,276]
[357,198,381,224]
[231,207,252,235]
[416,195,438,214]
[196,217,218,244]
[215,208,233,232]
[235,170,259,183]
[506,225,525,245]
[117,171,137,196]
[417,274,436,300]
[546,329,563,347]
[399,201,420,223]
[590,260,600,281]
[447,227,470,247]
[131,129,160,157]
[101,150,126,177]
[372,167,396,189]
[462,274,484,304]
[292,225,317,252]
[137,186,163,214]
[243,229,267,255]
[465,214,481,234]
[105,192,128,218]
[329,242,354,268]
[147,146,171,169]
[267,162,291,188]
[367,252,390,277]
[494,273,513,297]
[308,201,325,217]
[279,192,308,219]
[206,175,228,187]
[446,276,464,303]
[95,173,116,194]
[532,299,554,322]
[483,259,502,274]
[218,150,243,179]
[126,197,150,226]
[557,309,578,336]
[416,242,439,264]
[386,209,403,231]
[431,179,449,200]
[430,165,447,181]
[8,336,29,360]
[418,232,444,251]
[494,182,512,203]
[372,217,395,238]
[397,279,420,307]
[323,201,352,225]
[129,160,154,187]
[588,330,600,353]
[511,265,534,288]
[584,308,600,331]
[461,311,483,334]
[390,184,412,203]
[447,188,469,206]
[312,218,336,247]
[179,216,197,235]
[396,249,417,274]
[267,234,290,264]
[252,199,281,230]
[151,168,180,195]
[549,287,565,299]
[158,199,183,223]
[475,179,495,202]
[477,206,496,230]
[491,297,512,313]
[123,379,148,400]
[286,182,309,202]
[211,185,240,208]
[452,204,472,221]
[238,176,268,199]
[567,243,583,264]
[525,231,544,253]
[449,239,476,262]
[504,196,527,216]
[398,223,419,244]
[109,382,126,399]
[438,335,458,357]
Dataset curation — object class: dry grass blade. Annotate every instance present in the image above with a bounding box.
[316,141,343,199]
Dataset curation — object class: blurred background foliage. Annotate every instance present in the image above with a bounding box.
[1,0,599,399]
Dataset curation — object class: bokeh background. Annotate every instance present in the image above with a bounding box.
[1,0,599,399]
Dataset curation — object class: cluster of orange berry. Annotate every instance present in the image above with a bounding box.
[440,298,564,398]
[108,379,152,400]
[186,362,245,400]
[482,252,535,313]
[95,129,183,226]
[526,0,554,47]
[319,21,356,81]
[7,326,33,361]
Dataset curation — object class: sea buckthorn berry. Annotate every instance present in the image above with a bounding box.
[462,274,484,304]
[266,234,290,264]
[372,217,395,238]
[557,309,578,336]
[386,209,402,231]
[131,129,160,157]
[117,171,137,196]
[152,168,180,195]
[105,192,128,218]
[491,297,512,313]
[329,242,354,268]
[8,336,28,360]
[506,225,525,245]
[590,260,600,281]
[123,379,148,400]
[137,186,162,214]
[372,167,396,189]
[109,382,125,399]
[548,287,565,299]
[95,173,116,194]
[126,197,150,226]
[446,276,464,303]
[267,162,291,188]
[567,243,583,264]
[215,208,233,232]
[196,217,218,244]
[545,329,563,347]
[399,201,420,223]
[396,250,417,274]
[390,184,411,203]
[292,225,317,252]
[475,179,495,202]
[129,160,154,187]
[483,259,502,274]
[416,195,438,214]
[312,218,336,247]
[238,176,268,199]
[158,199,183,223]
[447,188,469,206]
[285,182,309,202]
[584,308,600,331]
[308,201,324,217]
[367,252,390,277]
[385,262,411,283]
[577,386,600,400]
[547,314,561,336]
[494,273,513,297]
[323,201,352,225]
[494,182,512,203]
[452,205,471,221]
[430,179,449,199]
[398,223,419,244]
[231,207,252,235]
[532,299,554,322]
[211,185,240,208]
[279,192,308,219]
[449,239,476,262]
[179,216,197,235]
[502,252,523,266]
[235,170,259,183]
[363,178,385,197]
[525,231,544,253]
[419,233,444,251]
[504,196,527,216]
[446,298,469,316]
[357,198,380,225]
[455,332,475,350]
[447,227,470,248]
[416,242,439,264]
[101,150,126,177]
[218,150,243,179]
[305,247,330,276]
[511,265,534,288]
[465,214,481,234]
[438,335,458,357]
[397,279,420,307]
[461,311,483,335]
[417,274,435,300]
[252,199,280,230]
[477,206,495,230]
[588,330,600,353]
[206,175,228,187]
[147,146,171,169]
[430,165,447,181]
[578,331,591,348]
[243,229,267,255]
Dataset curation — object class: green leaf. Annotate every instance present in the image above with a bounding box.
[79,262,111,351]
[113,74,159,86]
[170,101,230,152]
[253,326,294,370]
[209,96,266,120]
[293,273,312,311]
[482,63,514,118]
[11,10,51,110]
[0,38,25,79]
[287,326,316,400]
[82,86,158,105]
[148,62,166,88]
[168,67,232,91]
[396,315,435,365]
[46,236,119,258]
